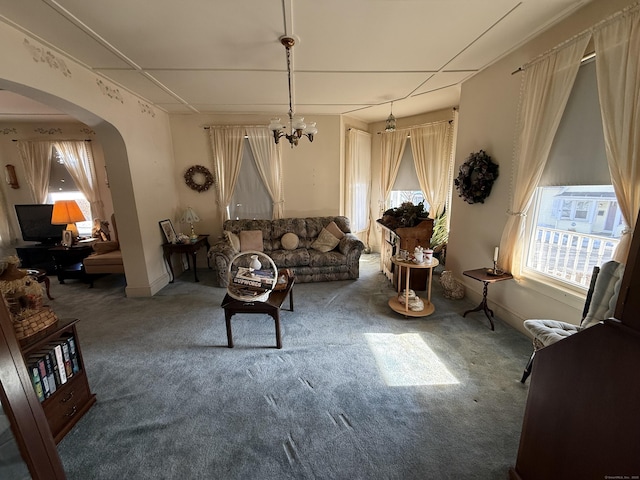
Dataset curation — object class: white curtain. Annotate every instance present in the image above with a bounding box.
[380,130,409,213]
[0,186,14,247]
[593,5,640,263]
[54,141,105,220]
[410,121,453,218]
[16,140,54,203]
[346,129,372,236]
[499,34,591,279]
[208,126,245,222]
[246,127,285,219]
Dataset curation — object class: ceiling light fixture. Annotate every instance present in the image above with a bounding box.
[385,101,396,132]
[268,36,318,147]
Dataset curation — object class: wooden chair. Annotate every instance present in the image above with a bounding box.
[520,260,624,383]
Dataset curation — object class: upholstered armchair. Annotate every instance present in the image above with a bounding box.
[520,260,625,383]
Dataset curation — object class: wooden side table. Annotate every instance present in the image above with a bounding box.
[162,234,211,283]
[462,268,513,330]
[48,245,94,284]
[389,256,439,317]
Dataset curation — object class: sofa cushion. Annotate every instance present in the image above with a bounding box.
[92,241,119,254]
[269,248,310,268]
[311,228,340,252]
[85,249,122,266]
[325,221,345,240]
[240,230,263,252]
[281,232,299,250]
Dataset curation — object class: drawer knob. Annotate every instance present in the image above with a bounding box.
[61,391,74,403]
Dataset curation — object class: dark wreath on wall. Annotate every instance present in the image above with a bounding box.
[454,150,499,204]
[184,165,214,192]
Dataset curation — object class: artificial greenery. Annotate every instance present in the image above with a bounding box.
[454,150,499,204]
[380,201,429,229]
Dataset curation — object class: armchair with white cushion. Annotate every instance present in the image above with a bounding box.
[520,260,625,383]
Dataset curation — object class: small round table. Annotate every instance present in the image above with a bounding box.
[389,256,439,317]
[25,268,54,300]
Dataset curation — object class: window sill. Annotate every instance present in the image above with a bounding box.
[520,269,586,311]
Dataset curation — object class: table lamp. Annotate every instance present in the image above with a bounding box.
[51,200,86,243]
[180,206,200,240]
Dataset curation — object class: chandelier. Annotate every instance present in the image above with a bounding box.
[385,101,396,132]
[268,36,318,147]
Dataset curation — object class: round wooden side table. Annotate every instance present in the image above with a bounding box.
[389,256,439,317]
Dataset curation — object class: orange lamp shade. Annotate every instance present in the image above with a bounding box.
[51,200,86,238]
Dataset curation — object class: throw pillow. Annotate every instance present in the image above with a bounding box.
[311,227,340,253]
[240,230,263,252]
[325,221,345,240]
[92,241,119,255]
[224,230,240,252]
[281,232,299,250]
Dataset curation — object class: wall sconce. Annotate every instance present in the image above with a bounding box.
[5,164,19,189]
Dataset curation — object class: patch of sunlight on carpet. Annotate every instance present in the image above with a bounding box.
[365,333,459,386]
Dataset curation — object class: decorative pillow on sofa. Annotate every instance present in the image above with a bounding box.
[240,230,263,252]
[224,230,240,252]
[92,241,119,255]
[311,228,340,253]
[281,232,299,250]
[325,221,345,240]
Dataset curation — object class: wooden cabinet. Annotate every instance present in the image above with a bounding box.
[378,219,434,290]
[20,318,96,444]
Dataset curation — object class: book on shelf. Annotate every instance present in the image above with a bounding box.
[52,343,68,385]
[29,364,45,402]
[61,340,74,379]
[64,334,80,374]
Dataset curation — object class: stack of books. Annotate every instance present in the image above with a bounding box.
[26,334,80,402]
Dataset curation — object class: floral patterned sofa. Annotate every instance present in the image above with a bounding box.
[208,216,365,287]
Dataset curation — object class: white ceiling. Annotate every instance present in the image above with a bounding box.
[0,0,593,123]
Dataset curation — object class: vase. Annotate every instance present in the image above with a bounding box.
[250,255,261,271]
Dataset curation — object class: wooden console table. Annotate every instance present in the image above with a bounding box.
[462,268,513,330]
[389,256,439,317]
[162,234,210,282]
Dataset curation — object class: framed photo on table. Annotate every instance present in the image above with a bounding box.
[62,230,73,247]
[159,219,177,244]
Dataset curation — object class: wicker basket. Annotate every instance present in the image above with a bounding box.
[227,251,277,302]
[13,306,58,341]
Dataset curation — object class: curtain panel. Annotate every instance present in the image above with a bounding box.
[379,130,408,214]
[593,4,640,263]
[245,127,284,219]
[54,141,105,221]
[208,127,245,222]
[346,129,372,237]
[499,35,590,279]
[16,140,54,204]
[410,121,453,219]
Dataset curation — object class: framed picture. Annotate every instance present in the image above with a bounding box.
[159,219,177,244]
[62,230,74,247]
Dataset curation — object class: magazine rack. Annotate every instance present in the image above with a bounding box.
[226,251,277,302]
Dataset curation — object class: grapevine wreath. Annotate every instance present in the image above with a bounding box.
[454,150,499,204]
[184,165,214,192]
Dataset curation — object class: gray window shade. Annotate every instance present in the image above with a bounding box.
[229,139,272,220]
[392,139,420,190]
[540,59,610,186]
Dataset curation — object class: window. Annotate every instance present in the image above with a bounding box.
[389,139,430,212]
[229,139,272,220]
[524,59,622,289]
[47,148,92,236]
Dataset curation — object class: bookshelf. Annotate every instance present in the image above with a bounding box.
[20,318,96,444]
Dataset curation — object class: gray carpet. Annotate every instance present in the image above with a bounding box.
[51,254,532,479]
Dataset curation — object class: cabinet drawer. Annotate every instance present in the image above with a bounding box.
[43,371,91,437]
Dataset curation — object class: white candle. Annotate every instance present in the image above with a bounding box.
[494,246,499,262]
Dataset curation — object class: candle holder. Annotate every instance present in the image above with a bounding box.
[488,260,504,276]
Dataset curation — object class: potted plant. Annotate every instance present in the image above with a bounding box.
[379,202,429,230]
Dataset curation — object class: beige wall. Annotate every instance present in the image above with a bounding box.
[169,113,345,244]
[449,0,636,335]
